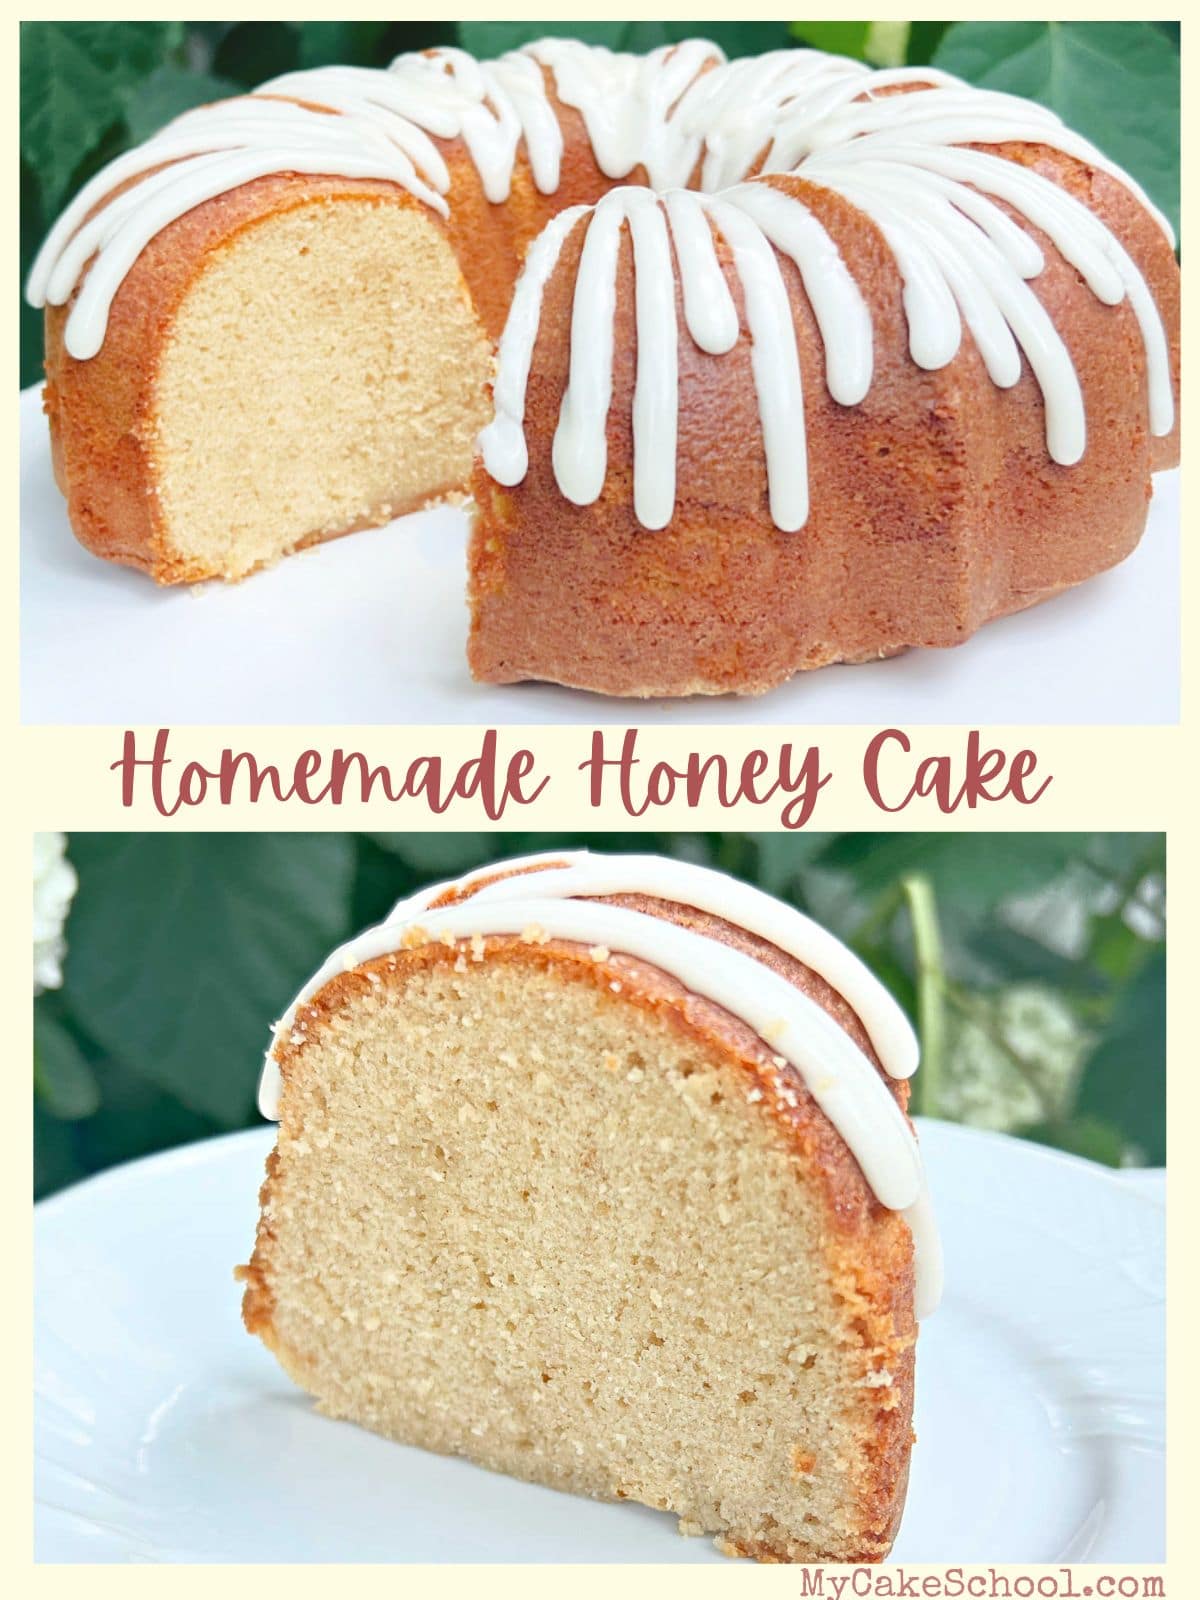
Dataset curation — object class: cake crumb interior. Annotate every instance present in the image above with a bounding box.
[154,198,492,578]
[248,957,897,1561]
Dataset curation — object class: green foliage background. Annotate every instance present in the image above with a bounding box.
[34,833,1166,1198]
[19,19,1181,387]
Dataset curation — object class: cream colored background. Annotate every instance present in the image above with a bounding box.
[12,1,1191,1583]
[16,723,1186,829]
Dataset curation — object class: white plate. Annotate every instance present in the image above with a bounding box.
[34,1119,1163,1564]
[20,386,1180,726]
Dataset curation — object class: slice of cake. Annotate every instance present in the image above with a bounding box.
[238,851,940,1561]
[39,174,498,582]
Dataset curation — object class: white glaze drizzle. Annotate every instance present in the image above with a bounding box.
[259,851,941,1318]
[729,181,872,406]
[26,38,1173,513]
[474,49,1175,524]
[626,193,680,529]
[526,38,721,188]
[484,140,1174,523]
[550,190,624,507]
[705,194,809,530]
[662,189,739,354]
[476,204,590,484]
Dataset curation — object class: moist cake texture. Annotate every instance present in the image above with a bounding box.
[240,852,940,1561]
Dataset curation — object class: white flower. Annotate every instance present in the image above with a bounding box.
[34,832,77,994]
[939,985,1090,1134]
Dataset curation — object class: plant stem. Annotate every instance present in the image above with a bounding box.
[902,873,947,1119]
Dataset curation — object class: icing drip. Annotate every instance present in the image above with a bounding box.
[474,46,1176,526]
[818,142,1176,441]
[26,36,1174,513]
[627,195,680,530]
[550,191,624,507]
[482,184,866,532]
[704,195,809,531]
[662,190,739,354]
[803,159,1088,463]
[484,130,1173,522]
[547,190,682,528]
[261,851,942,1319]
[25,37,736,353]
[477,205,590,484]
[729,181,872,406]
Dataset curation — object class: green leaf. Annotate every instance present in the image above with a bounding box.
[932,21,1179,236]
[20,21,182,208]
[458,21,792,61]
[34,1105,87,1199]
[55,1051,220,1186]
[185,22,240,61]
[350,836,420,930]
[298,22,392,71]
[68,20,182,84]
[20,18,184,223]
[459,21,628,54]
[367,833,495,874]
[851,946,915,1023]
[1075,947,1165,1164]
[751,833,831,897]
[1023,1113,1127,1168]
[966,923,1108,994]
[63,835,356,1126]
[814,833,1082,917]
[906,22,952,66]
[21,22,124,212]
[863,23,909,69]
[788,22,872,61]
[21,298,44,390]
[213,21,301,87]
[34,1009,101,1120]
[122,65,242,144]
[1077,831,1164,883]
[1086,910,1152,985]
[21,158,46,389]
[381,21,460,58]
[675,22,797,58]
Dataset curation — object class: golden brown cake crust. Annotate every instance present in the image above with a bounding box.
[241,868,917,1562]
[468,143,1181,697]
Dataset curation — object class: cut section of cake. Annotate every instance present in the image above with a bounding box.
[38,171,498,583]
[239,851,940,1562]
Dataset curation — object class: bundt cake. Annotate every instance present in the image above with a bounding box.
[28,39,1179,695]
[238,850,941,1562]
